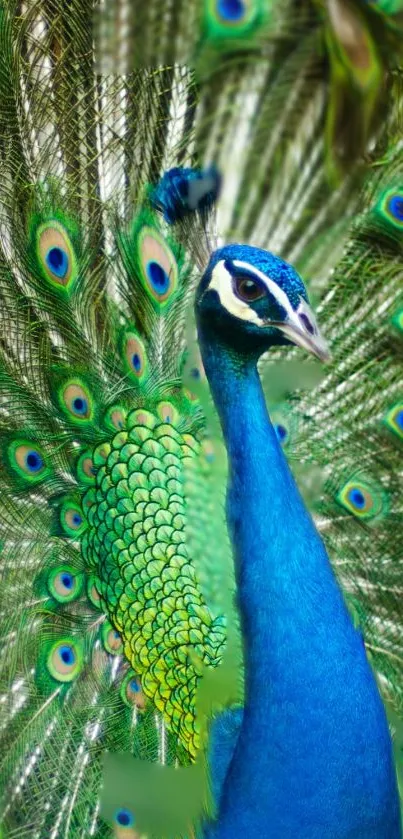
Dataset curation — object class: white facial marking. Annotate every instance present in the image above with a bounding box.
[209,261,265,325]
[232,259,298,320]
[207,258,330,360]
[209,258,298,327]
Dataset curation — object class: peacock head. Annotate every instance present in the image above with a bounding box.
[196,244,330,361]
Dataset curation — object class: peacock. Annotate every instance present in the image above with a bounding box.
[0,0,403,837]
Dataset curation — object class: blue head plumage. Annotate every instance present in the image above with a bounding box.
[196,244,330,361]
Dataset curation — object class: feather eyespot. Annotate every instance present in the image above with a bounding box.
[124,333,148,382]
[183,387,199,403]
[7,440,49,483]
[104,405,127,431]
[127,409,157,430]
[77,451,97,484]
[157,401,179,426]
[121,672,146,710]
[87,576,102,609]
[47,639,83,682]
[216,0,247,22]
[102,622,123,655]
[387,193,403,223]
[60,500,87,537]
[384,403,403,440]
[202,439,215,463]
[271,405,297,450]
[138,227,178,305]
[207,0,263,31]
[48,566,83,603]
[337,479,386,521]
[60,381,93,422]
[46,246,68,278]
[114,808,135,828]
[375,187,403,232]
[146,260,170,294]
[37,222,77,289]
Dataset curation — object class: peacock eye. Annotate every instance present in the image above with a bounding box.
[234,275,266,302]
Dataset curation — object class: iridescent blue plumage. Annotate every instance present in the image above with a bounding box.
[46,246,68,278]
[196,245,401,838]
[217,0,246,22]
[150,166,221,224]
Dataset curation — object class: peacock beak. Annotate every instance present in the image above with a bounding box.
[266,302,331,363]
[276,321,331,362]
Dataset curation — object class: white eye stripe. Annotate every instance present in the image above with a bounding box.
[208,259,298,327]
[206,257,330,359]
[208,261,265,324]
[231,260,296,321]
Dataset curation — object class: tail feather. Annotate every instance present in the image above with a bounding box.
[261,161,403,713]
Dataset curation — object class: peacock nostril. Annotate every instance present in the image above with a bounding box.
[299,312,315,335]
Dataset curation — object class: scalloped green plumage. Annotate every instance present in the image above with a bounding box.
[103,404,128,432]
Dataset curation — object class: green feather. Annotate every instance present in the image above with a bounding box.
[0,0,402,836]
[384,403,403,440]
[336,476,388,521]
[33,217,79,292]
[201,0,270,45]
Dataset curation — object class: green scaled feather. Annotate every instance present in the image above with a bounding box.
[81,405,228,759]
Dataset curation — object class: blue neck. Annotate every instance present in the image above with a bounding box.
[198,327,401,839]
[199,335,343,705]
